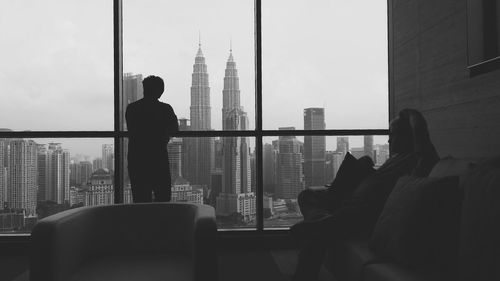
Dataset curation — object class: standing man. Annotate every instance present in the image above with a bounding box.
[126,75,179,202]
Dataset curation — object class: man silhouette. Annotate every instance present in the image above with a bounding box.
[126,75,179,202]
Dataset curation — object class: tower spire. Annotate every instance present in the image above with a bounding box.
[196,32,204,57]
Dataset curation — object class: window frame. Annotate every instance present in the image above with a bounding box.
[0,0,390,237]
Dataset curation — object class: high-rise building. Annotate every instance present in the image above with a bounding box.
[102,144,114,172]
[187,42,213,188]
[167,137,183,183]
[77,161,93,186]
[276,128,305,199]
[121,73,143,131]
[37,144,48,202]
[8,139,37,217]
[337,137,349,155]
[364,135,374,159]
[44,143,70,204]
[0,140,7,209]
[304,108,326,188]
[217,48,255,220]
[263,143,278,195]
[171,177,204,204]
[326,151,344,183]
[93,158,103,171]
[84,169,114,207]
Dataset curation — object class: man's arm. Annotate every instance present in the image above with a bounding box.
[165,105,179,140]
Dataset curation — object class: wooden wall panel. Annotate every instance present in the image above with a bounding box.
[391,0,500,160]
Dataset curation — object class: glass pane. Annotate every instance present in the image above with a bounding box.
[122,0,255,131]
[0,138,114,234]
[0,1,113,131]
[263,1,388,130]
[263,135,389,229]
[123,136,256,229]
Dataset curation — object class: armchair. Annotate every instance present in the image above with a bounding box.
[30,202,217,281]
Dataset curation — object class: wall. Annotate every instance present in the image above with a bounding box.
[390,0,500,160]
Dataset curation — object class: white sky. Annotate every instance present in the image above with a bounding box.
[0,0,388,157]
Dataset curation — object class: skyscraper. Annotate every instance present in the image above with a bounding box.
[303,108,326,188]
[263,143,278,195]
[8,139,37,217]
[102,144,114,172]
[45,143,70,204]
[122,73,143,131]
[217,48,255,220]
[84,169,114,207]
[78,161,93,186]
[364,135,374,159]
[37,144,48,202]
[276,128,305,199]
[0,140,6,209]
[167,137,183,183]
[337,137,349,155]
[188,41,213,187]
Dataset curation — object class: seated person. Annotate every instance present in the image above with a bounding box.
[290,109,439,281]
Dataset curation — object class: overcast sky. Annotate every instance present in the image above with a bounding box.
[0,0,388,158]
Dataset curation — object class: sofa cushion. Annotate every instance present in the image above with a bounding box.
[458,156,500,281]
[370,175,461,270]
[325,240,384,281]
[363,263,452,281]
[428,156,474,178]
[68,254,193,281]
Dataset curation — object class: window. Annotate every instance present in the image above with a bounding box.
[0,0,389,234]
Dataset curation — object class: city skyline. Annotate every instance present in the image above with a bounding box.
[1,1,388,132]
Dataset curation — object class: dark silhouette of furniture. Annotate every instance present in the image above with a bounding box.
[324,156,500,281]
[30,203,217,281]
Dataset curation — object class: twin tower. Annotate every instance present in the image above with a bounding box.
[188,42,255,220]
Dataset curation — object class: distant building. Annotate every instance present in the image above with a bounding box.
[43,143,70,204]
[171,177,203,204]
[167,137,183,184]
[217,48,255,221]
[93,158,103,171]
[187,42,213,188]
[122,73,143,131]
[263,143,278,195]
[336,137,349,155]
[276,128,305,199]
[304,108,326,188]
[78,161,93,186]
[84,169,114,207]
[69,186,85,207]
[326,151,343,183]
[102,144,114,172]
[8,139,37,217]
[364,135,374,159]
[374,143,390,167]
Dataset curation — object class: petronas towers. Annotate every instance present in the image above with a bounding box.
[187,41,255,221]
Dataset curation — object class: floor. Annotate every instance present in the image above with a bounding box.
[4,250,336,281]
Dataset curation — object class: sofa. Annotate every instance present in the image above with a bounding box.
[30,202,217,281]
[323,156,500,281]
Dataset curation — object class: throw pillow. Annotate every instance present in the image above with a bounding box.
[327,152,375,201]
[370,175,461,270]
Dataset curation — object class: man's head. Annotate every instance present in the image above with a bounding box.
[388,115,414,154]
[143,75,164,100]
